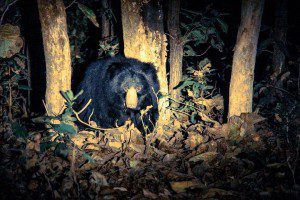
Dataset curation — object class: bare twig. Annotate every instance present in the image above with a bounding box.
[88,108,94,123]
[70,147,80,198]
[0,0,19,25]
[73,100,121,131]
[78,99,92,114]
[169,107,190,116]
[65,0,77,10]
[184,45,211,57]
[267,84,297,98]
[169,97,220,126]
[73,110,117,131]
[26,44,31,110]
[261,49,273,54]
[8,67,12,121]
[42,100,50,116]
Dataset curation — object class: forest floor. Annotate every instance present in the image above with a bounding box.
[0,107,299,199]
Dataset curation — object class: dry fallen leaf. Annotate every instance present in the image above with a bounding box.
[170,180,200,193]
[0,24,23,58]
[143,189,158,199]
[108,141,122,149]
[189,151,218,163]
[203,188,234,198]
[90,172,109,186]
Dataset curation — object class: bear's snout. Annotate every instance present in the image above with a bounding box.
[126,86,138,109]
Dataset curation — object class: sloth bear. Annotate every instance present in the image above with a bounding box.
[76,56,159,134]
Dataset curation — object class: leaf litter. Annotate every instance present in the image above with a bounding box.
[0,97,299,199]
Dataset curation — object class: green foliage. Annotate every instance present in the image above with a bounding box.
[33,90,80,136]
[77,3,99,27]
[66,1,103,64]
[0,53,29,122]
[67,8,89,64]
[175,58,214,98]
[11,122,28,140]
[98,36,119,58]
[54,142,69,158]
[181,6,227,55]
[176,6,227,125]
[66,1,118,65]
[32,90,84,158]
[174,58,217,124]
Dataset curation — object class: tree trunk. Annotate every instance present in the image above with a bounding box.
[37,0,72,116]
[272,0,288,79]
[167,0,183,100]
[121,0,170,127]
[100,0,111,39]
[228,0,265,118]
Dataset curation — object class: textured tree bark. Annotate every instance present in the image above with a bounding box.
[37,0,72,115]
[167,0,183,100]
[228,0,265,118]
[272,0,288,79]
[121,0,170,126]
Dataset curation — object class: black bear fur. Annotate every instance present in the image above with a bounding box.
[75,56,159,134]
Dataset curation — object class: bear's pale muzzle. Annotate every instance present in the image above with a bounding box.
[126,86,138,109]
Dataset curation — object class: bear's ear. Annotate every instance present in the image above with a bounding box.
[107,62,126,79]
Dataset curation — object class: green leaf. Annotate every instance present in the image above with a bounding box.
[32,116,53,124]
[77,3,99,27]
[192,84,200,97]
[174,79,195,90]
[40,141,57,152]
[192,30,208,45]
[210,38,223,51]
[190,112,198,124]
[74,90,84,100]
[207,26,217,35]
[82,152,93,162]
[52,122,78,136]
[216,18,228,33]
[11,122,28,139]
[61,90,74,102]
[54,143,69,159]
[205,85,214,90]
[184,45,197,56]
[180,22,189,30]
[18,85,31,90]
[62,112,77,122]
[198,58,210,68]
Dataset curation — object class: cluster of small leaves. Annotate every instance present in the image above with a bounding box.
[66,0,118,65]
[0,24,23,58]
[77,3,100,28]
[0,54,29,123]
[66,0,106,64]
[176,58,214,98]
[32,90,82,158]
[174,58,217,124]
[0,23,29,123]
[98,36,119,58]
[181,6,228,56]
